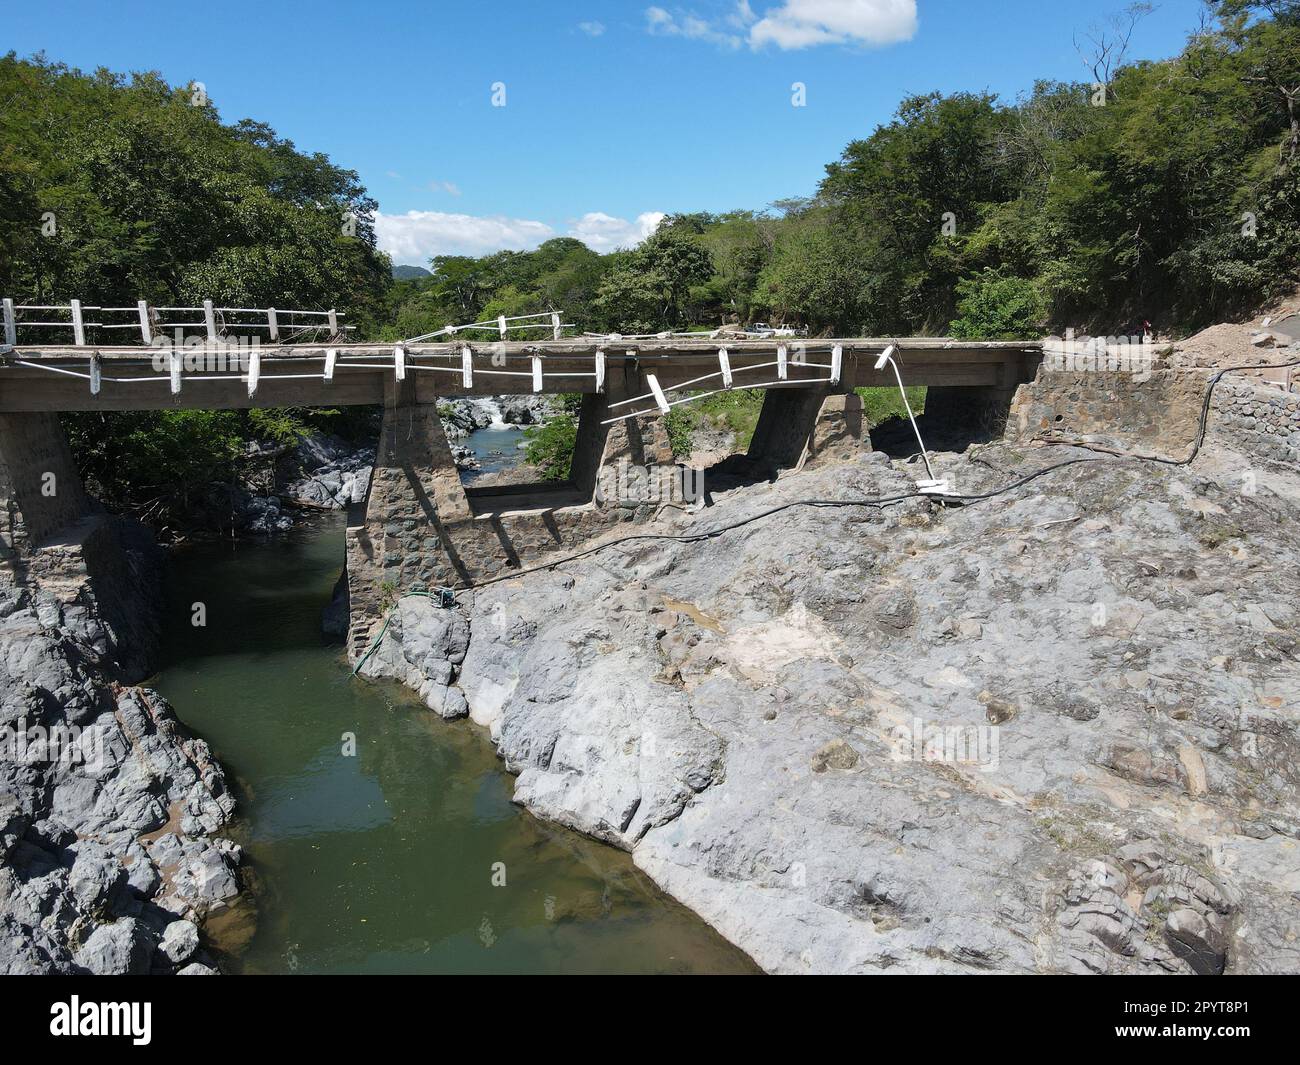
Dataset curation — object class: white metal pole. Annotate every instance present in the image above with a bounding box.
[71,299,86,345]
[879,348,935,482]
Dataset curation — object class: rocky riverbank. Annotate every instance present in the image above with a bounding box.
[360,416,1300,974]
[0,515,241,974]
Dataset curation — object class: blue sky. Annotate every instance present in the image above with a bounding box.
[5,0,1208,265]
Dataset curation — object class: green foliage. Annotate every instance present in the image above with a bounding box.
[593,219,715,332]
[661,390,766,457]
[856,386,927,426]
[0,56,390,324]
[62,409,246,519]
[522,394,583,480]
[949,271,1045,339]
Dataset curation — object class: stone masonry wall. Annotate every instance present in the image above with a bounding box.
[0,412,92,566]
[1008,368,1299,468]
[1207,378,1300,466]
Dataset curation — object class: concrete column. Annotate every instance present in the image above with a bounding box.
[345,377,472,657]
[0,412,92,568]
[572,374,673,506]
[747,388,870,471]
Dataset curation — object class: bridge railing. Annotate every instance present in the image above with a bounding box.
[1,298,353,347]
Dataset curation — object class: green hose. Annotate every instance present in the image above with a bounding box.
[350,589,447,677]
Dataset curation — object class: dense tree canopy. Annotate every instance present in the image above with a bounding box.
[0,54,390,326]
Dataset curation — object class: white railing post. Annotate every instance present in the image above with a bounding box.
[551,311,561,340]
[646,373,670,413]
[531,355,543,393]
[2,298,15,346]
[90,353,102,395]
[247,348,261,397]
[327,309,338,335]
[830,344,842,385]
[71,299,86,345]
[203,300,217,343]
[461,345,473,388]
[777,343,788,380]
[324,348,336,380]
[137,300,152,343]
[169,349,182,394]
[394,344,406,381]
[595,350,605,394]
[718,346,732,388]
[267,307,279,342]
[498,315,507,339]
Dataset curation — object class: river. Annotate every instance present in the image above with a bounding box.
[149,515,757,974]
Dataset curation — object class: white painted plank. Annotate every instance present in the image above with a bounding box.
[646,373,670,413]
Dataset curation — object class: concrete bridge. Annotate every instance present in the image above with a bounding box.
[0,310,1042,658]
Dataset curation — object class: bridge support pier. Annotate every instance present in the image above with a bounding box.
[344,379,675,661]
[0,412,92,569]
[747,388,870,471]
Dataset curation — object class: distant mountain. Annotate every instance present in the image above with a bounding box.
[392,264,431,280]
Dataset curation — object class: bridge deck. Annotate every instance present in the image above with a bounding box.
[0,337,1041,412]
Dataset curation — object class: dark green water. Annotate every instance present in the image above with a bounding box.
[151,517,756,974]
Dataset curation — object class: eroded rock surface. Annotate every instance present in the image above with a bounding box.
[392,432,1300,973]
[0,526,240,974]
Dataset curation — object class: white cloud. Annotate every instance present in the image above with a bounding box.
[577,20,606,36]
[645,0,916,51]
[375,209,665,262]
[375,210,555,261]
[750,0,917,49]
[568,211,666,253]
[428,180,462,196]
[645,6,743,48]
